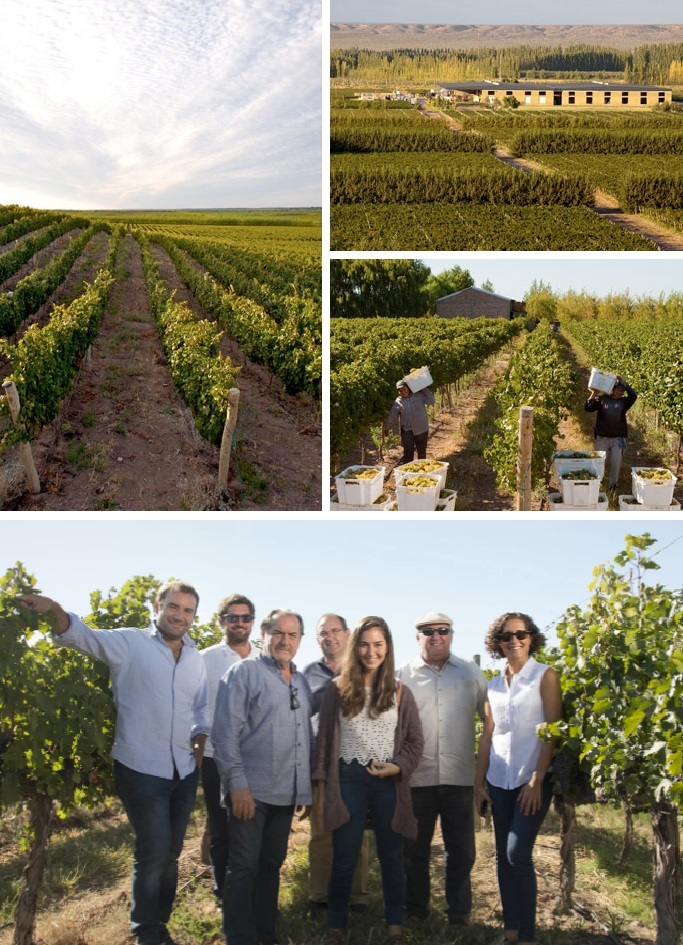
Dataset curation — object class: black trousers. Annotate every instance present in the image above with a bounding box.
[400,429,428,465]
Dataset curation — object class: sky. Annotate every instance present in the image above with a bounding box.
[0,0,321,210]
[4,518,683,672]
[330,1,683,24]
[419,255,683,301]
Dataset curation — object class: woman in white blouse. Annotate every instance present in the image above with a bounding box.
[313,616,423,945]
[475,613,562,945]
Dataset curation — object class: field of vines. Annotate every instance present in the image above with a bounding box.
[330,315,524,456]
[0,205,321,511]
[330,99,665,250]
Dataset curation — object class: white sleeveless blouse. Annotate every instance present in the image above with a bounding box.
[487,657,549,790]
[339,688,398,766]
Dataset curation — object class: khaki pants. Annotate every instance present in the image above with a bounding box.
[309,800,369,905]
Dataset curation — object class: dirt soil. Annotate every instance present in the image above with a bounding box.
[0,805,654,945]
[493,148,683,251]
[335,352,517,512]
[3,235,320,512]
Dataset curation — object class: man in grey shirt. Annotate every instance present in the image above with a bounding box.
[396,610,488,927]
[384,380,435,464]
[212,609,313,945]
[302,614,368,913]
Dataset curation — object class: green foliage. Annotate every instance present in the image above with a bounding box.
[331,111,493,152]
[620,174,683,211]
[425,265,474,308]
[330,259,431,318]
[545,534,683,807]
[0,215,88,284]
[484,322,575,493]
[511,129,683,156]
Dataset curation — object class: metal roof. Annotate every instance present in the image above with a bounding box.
[438,81,671,92]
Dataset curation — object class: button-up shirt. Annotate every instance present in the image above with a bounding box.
[212,653,313,806]
[487,656,549,791]
[201,641,250,758]
[54,614,210,780]
[396,654,487,787]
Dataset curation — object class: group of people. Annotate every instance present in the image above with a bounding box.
[19,586,562,945]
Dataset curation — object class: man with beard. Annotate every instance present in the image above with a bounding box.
[18,582,210,945]
[200,594,255,902]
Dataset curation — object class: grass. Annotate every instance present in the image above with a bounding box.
[65,442,107,472]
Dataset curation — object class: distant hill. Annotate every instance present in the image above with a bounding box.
[331,23,683,51]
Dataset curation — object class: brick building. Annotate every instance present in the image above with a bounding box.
[436,286,525,320]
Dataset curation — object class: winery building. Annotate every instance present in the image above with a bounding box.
[436,80,672,108]
[436,286,526,320]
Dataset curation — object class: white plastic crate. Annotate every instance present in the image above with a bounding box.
[588,367,617,395]
[552,451,605,482]
[631,468,677,508]
[334,466,385,506]
[393,459,448,490]
[402,365,433,393]
[330,493,393,512]
[395,473,440,511]
[558,474,601,507]
[618,495,681,512]
[436,489,457,512]
[549,491,608,512]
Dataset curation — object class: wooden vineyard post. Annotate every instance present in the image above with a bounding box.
[2,380,40,494]
[218,388,241,493]
[516,405,533,511]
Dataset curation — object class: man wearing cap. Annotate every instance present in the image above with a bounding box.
[585,375,637,492]
[200,594,256,902]
[303,614,369,914]
[396,611,488,927]
[384,380,435,465]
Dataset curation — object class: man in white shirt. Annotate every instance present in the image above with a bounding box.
[396,611,488,927]
[19,582,210,945]
[200,594,255,902]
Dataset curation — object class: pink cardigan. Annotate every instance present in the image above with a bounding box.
[312,681,424,839]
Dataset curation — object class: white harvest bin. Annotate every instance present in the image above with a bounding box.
[436,489,457,512]
[330,493,393,512]
[618,495,681,512]
[335,465,385,506]
[559,474,601,507]
[395,473,440,511]
[630,468,677,507]
[402,365,433,393]
[552,451,605,482]
[394,459,449,490]
[549,492,608,512]
[588,368,617,395]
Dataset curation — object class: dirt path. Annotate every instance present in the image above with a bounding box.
[493,147,683,251]
[149,243,321,511]
[15,234,221,511]
[335,351,517,511]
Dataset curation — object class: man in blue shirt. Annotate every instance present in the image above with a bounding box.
[19,582,210,945]
[212,609,313,945]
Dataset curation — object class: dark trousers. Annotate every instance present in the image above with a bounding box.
[400,428,428,465]
[329,760,405,929]
[201,755,229,898]
[223,800,294,945]
[404,785,475,920]
[488,777,553,943]
[114,761,200,945]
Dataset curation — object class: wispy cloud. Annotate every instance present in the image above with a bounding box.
[0,0,321,208]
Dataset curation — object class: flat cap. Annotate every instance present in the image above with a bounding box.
[415,611,453,629]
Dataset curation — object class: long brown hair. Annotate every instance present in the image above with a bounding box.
[338,616,397,719]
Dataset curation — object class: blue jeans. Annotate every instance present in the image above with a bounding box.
[223,800,294,945]
[201,756,230,898]
[114,761,200,945]
[329,760,405,929]
[488,776,553,943]
[404,785,475,920]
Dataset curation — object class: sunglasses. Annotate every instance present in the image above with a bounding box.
[420,627,451,637]
[289,685,300,710]
[221,614,254,624]
[500,630,531,643]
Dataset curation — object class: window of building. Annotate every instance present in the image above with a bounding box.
[586,91,593,104]
[525,91,532,103]
[659,92,666,103]
[604,91,611,104]
[539,92,546,103]
[622,91,629,104]
[640,91,648,104]
[568,91,575,104]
